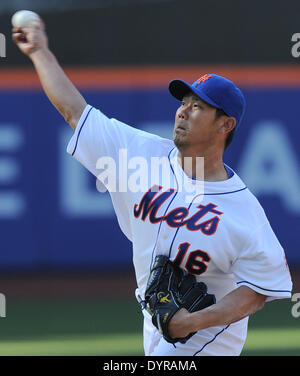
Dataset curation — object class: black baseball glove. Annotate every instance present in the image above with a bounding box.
[144,255,215,344]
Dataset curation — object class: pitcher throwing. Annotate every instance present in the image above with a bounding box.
[12,16,293,356]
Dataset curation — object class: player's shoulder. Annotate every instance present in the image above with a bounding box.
[114,118,175,154]
[128,125,173,146]
[124,124,175,154]
[90,105,175,152]
[232,170,268,221]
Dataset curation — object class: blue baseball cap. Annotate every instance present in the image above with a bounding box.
[169,74,246,127]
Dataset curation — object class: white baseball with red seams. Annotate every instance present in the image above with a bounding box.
[11,10,40,28]
[66,104,292,356]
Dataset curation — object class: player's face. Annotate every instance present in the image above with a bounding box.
[173,93,219,151]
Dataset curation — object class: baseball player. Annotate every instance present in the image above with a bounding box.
[13,20,293,356]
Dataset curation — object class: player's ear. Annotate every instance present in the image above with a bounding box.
[218,117,236,135]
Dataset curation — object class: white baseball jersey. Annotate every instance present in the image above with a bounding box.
[67,104,293,356]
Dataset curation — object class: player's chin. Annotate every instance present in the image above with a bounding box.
[173,134,188,150]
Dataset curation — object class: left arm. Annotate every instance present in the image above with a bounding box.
[168,285,266,339]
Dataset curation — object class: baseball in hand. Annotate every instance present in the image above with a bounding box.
[11,10,40,28]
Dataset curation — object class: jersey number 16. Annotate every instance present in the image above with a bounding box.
[173,242,210,275]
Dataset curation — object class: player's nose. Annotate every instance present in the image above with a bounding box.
[177,105,189,120]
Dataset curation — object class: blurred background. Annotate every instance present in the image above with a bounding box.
[0,0,299,356]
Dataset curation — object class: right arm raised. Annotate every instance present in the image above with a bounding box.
[12,19,87,130]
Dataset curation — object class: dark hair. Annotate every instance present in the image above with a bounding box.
[215,108,235,150]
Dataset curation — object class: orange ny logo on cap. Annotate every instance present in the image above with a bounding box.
[196,74,212,84]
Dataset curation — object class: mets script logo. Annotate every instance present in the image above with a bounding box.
[133,185,223,235]
[157,292,171,303]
